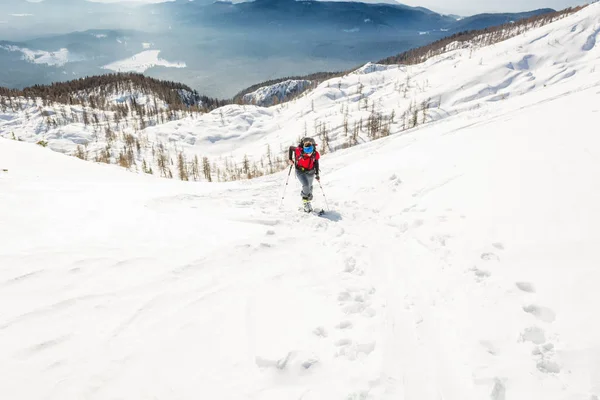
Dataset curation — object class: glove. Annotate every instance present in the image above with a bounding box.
[316,175,320,181]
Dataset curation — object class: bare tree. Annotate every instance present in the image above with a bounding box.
[202,156,212,182]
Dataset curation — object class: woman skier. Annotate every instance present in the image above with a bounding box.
[288,137,320,212]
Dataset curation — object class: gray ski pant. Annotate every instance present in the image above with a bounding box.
[296,169,315,200]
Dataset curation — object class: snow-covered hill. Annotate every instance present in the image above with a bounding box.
[242,79,312,107]
[3,4,597,183]
[1,3,600,400]
[0,75,207,163]
[102,50,187,73]
[0,44,84,66]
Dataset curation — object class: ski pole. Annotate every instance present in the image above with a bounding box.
[280,165,293,207]
[317,179,330,211]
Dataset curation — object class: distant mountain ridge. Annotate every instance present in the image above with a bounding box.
[0,0,555,97]
[168,0,552,32]
[451,8,556,31]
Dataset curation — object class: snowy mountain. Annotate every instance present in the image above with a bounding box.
[241,79,313,106]
[1,4,600,399]
[1,4,589,182]
[0,73,223,162]
[101,50,186,74]
[451,8,556,31]
[0,0,555,97]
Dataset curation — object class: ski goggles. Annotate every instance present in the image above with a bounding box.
[303,145,314,153]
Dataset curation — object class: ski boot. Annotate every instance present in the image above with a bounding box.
[302,198,313,213]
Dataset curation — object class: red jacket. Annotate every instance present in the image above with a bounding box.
[289,146,320,174]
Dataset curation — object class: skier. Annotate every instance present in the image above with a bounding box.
[288,137,320,212]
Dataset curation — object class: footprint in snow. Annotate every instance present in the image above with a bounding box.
[490,378,506,400]
[335,320,353,330]
[343,256,358,274]
[389,174,402,188]
[430,234,451,247]
[346,391,369,400]
[334,340,376,360]
[301,358,319,370]
[470,266,491,282]
[520,326,546,345]
[342,302,377,318]
[532,342,554,356]
[523,304,556,323]
[338,291,353,302]
[313,326,328,338]
[335,338,353,347]
[338,288,376,304]
[481,252,500,261]
[255,352,319,371]
[515,282,536,293]
[492,243,505,251]
[343,257,366,275]
[537,360,561,373]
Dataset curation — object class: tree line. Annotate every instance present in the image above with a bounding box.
[0,73,226,112]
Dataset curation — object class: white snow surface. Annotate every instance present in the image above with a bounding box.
[1,5,600,399]
[137,4,600,166]
[352,61,398,75]
[0,45,83,66]
[242,79,312,107]
[102,50,186,73]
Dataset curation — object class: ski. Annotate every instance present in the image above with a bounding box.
[298,207,326,217]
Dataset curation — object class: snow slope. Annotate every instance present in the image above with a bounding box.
[2,5,599,182]
[177,3,599,163]
[242,79,312,107]
[102,50,186,73]
[2,5,600,398]
[108,4,600,169]
[1,64,600,399]
[0,45,84,66]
